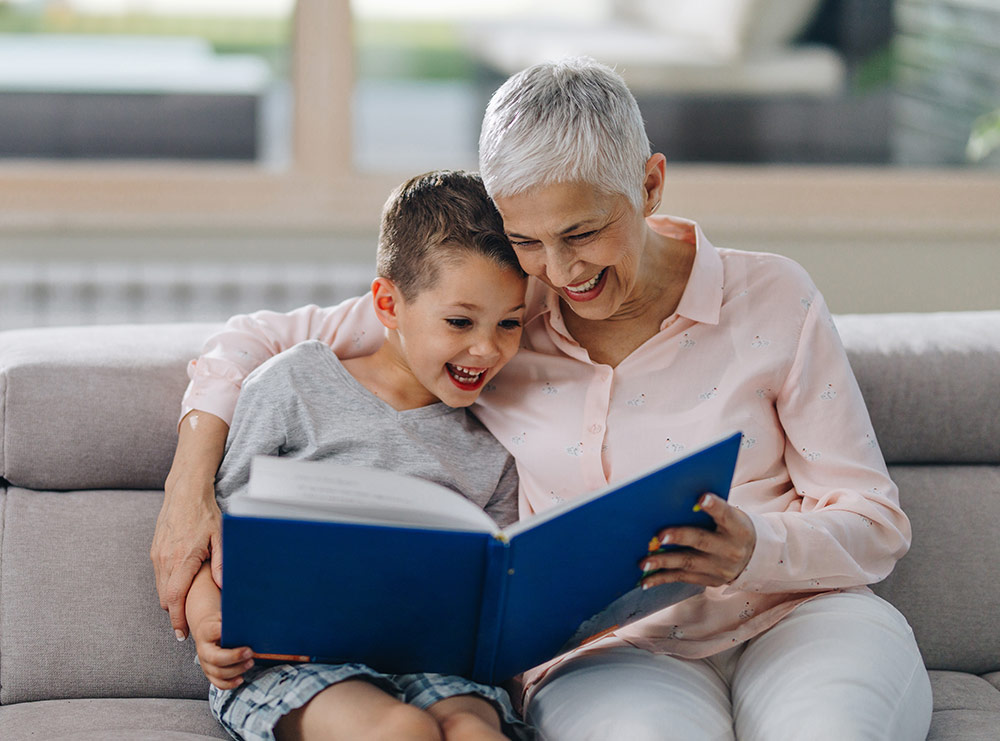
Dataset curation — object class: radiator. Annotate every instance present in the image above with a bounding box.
[0,261,374,331]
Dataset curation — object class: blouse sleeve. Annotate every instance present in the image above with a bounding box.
[180,295,383,426]
[728,289,911,594]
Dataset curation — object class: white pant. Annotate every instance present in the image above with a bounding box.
[525,590,932,741]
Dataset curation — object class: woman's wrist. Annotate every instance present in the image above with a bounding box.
[164,467,217,502]
[165,410,229,499]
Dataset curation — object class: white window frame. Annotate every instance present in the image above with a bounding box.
[0,0,997,250]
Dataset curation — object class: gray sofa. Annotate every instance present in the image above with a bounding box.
[1,312,999,740]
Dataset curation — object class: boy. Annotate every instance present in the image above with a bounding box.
[183,171,532,741]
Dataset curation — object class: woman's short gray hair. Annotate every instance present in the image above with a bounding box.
[479,57,652,211]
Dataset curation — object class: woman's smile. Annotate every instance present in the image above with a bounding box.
[563,268,608,302]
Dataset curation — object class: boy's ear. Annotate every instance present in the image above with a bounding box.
[371,277,402,330]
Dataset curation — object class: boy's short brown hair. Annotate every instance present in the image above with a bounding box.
[376,170,524,300]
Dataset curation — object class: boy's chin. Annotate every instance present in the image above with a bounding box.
[441,395,478,409]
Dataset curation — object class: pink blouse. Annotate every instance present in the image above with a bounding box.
[182,216,909,693]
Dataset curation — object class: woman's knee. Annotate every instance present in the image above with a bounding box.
[733,591,931,741]
[526,647,734,740]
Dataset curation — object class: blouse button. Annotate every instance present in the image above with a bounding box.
[590,423,603,434]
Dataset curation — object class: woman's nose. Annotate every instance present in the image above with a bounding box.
[543,244,578,287]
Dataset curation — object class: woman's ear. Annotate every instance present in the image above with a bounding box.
[642,153,666,216]
[371,277,403,330]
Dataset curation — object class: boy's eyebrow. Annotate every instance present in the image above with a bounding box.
[449,302,526,312]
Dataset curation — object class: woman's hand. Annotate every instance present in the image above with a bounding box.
[151,410,229,640]
[152,475,223,640]
[640,493,756,589]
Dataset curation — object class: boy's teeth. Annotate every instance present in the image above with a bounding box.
[450,365,485,383]
[567,269,604,293]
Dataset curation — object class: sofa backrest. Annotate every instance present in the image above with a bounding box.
[1,311,999,701]
[834,312,1000,676]
[0,323,221,491]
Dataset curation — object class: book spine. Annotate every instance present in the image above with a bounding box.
[471,535,512,684]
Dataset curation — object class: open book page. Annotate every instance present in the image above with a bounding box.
[230,456,500,534]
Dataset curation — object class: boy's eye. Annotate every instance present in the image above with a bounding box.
[446,318,472,328]
[499,319,522,330]
[567,230,597,241]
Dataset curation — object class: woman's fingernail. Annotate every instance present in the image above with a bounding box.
[175,630,186,642]
[694,494,712,512]
[660,533,672,545]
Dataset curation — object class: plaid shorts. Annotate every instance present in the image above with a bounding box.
[208,661,534,741]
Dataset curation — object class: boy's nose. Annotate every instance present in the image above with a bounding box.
[469,333,500,361]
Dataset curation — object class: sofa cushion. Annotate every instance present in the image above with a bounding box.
[0,489,208,704]
[835,311,1000,465]
[930,671,1000,713]
[0,698,228,739]
[0,323,219,491]
[872,465,1000,675]
[928,710,1000,741]
[927,672,1000,741]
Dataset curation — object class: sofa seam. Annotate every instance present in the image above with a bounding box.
[0,364,6,482]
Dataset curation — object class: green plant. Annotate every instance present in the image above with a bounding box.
[966,108,1000,163]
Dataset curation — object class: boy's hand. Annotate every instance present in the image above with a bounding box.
[191,613,255,690]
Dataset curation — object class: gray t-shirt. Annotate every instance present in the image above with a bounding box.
[216,340,519,528]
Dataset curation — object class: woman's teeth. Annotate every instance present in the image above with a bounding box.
[566,269,605,294]
[449,365,485,383]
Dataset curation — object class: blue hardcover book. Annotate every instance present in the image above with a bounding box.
[221,431,742,684]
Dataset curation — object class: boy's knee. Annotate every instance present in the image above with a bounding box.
[371,702,443,741]
[437,708,498,737]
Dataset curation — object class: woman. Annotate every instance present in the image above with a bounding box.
[153,58,932,739]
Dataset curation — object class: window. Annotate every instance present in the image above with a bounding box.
[0,0,295,163]
[0,0,397,232]
[0,0,997,317]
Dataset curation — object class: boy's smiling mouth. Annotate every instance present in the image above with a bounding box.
[446,363,488,389]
